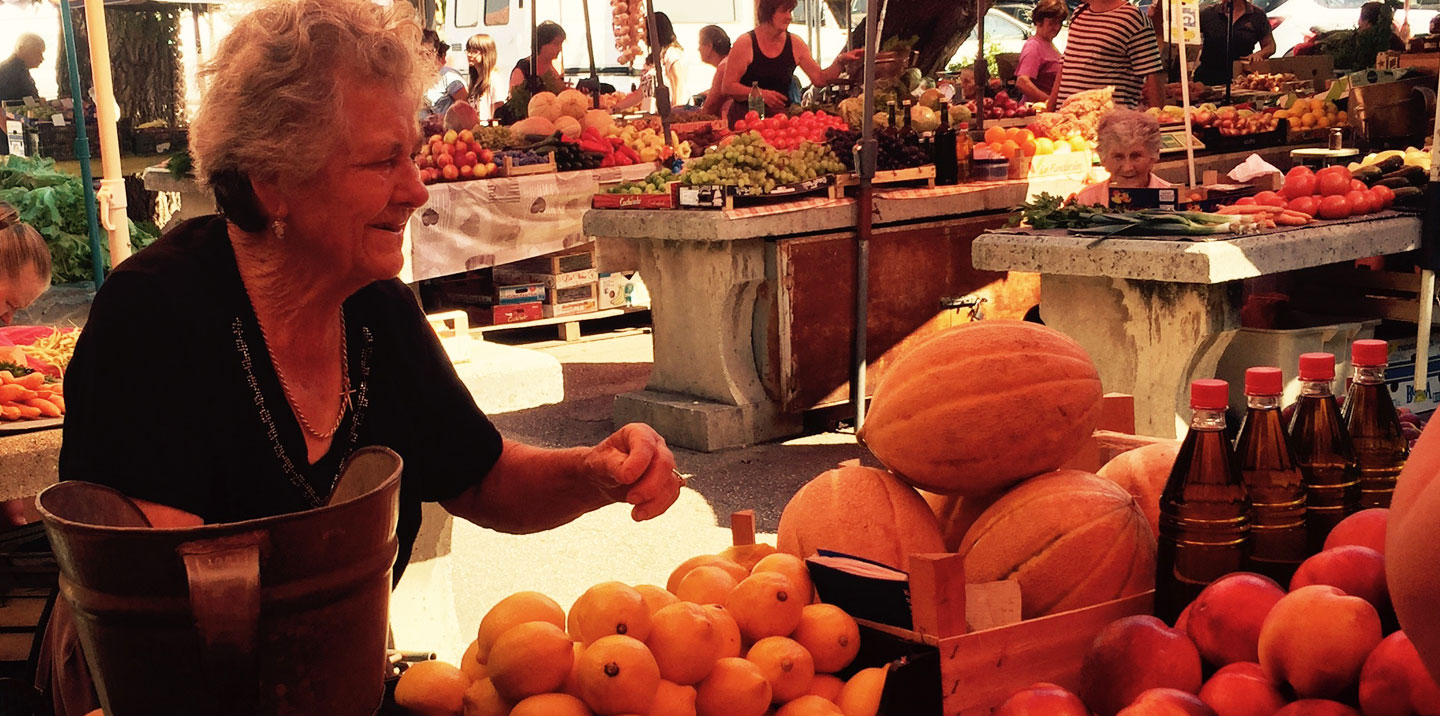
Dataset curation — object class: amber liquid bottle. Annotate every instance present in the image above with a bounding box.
[1157,379,1252,624]
[1234,367,1308,586]
[1344,339,1408,508]
[1288,352,1361,552]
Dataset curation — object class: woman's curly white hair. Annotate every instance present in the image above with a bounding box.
[1096,108,1162,158]
[190,0,434,189]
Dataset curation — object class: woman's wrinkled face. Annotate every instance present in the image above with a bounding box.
[769,7,793,29]
[1102,142,1158,188]
[275,80,428,286]
[0,268,48,325]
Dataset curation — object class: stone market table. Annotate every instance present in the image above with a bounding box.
[972,215,1422,438]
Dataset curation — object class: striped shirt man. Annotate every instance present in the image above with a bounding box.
[1056,3,1164,108]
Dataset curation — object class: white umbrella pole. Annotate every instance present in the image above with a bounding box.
[1415,69,1440,402]
[82,0,130,268]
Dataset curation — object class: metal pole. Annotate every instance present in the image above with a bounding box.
[530,0,538,90]
[975,0,986,130]
[581,0,599,108]
[57,0,105,288]
[852,0,884,431]
[643,0,671,143]
[1413,69,1440,403]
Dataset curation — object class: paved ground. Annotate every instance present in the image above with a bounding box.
[390,325,878,663]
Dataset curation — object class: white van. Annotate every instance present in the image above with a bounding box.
[440,0,859,108]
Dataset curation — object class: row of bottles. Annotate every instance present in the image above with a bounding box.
[1155,340,1410,623]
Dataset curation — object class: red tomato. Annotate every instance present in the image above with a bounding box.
[1236,196,1259,206]
[1351,179,1369,192]
[1372,184,1396,208]
[1364,188,1386,213]
[1254,191,1287,208]
[1317,166,1353,196]
[1317,195,1351,219]
[734,120,748,131]
[1282,173,1318,200]
[1286,165,1315,180]
[1288,195,1321,217]
[1346,189,1373,215]
[745,110,760,122]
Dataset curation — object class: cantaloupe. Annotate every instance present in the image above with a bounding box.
[1388,422,1440,683]
[584,108,616,134]
[1096,441,1181,538]
[511,116,556,140]
[858,321,1104,497]
[959,469,1155,619]
[777,465,946,571]
[557,89,590,120]
[528,91,562,122]
[555,116,582,138]
[921,490,999,553]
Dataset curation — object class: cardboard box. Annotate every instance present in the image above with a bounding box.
[507,247,596,275]
[469,302,542,326]
[495,283,546,304]
[547,282,598,305]
[1384,338,1440,414]
[598,272,635,307]
[496,267,599,290]
[543,298,599,318]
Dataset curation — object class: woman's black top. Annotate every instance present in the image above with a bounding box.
[727,30,797,123]
[58,215,505,580]
[514,56,552,93]
[1194,3,1273,85]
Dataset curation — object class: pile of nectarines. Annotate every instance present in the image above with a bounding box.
[994,507,1438,716]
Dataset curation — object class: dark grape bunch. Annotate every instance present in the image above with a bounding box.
[495,150,550,167]
[823,128,929,171]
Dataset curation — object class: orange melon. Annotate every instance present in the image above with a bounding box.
[959,469,1155,619]
[777,466,945,571]
[857,321,1104,496]
[921,490,1000,553]
[1096,441,1181,537]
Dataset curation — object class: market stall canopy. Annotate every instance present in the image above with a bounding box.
[826,0,976,76]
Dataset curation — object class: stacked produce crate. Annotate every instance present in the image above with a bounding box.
[495,246,600,319]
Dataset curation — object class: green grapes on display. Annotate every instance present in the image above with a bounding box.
[604,168,677,195]
[679,131,846,193]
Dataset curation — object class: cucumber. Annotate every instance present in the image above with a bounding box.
[1392,186,1423,207]
[1380,165,1427,187]
[1353,165,1384,185]
[1374,155,1406,174]
[1378,176,1413,190]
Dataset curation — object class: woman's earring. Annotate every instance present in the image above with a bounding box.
[271,219,286,240]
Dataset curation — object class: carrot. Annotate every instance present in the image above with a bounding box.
[14,373,44,390]
[25,398,60,418]
[1217,204,1278,215]
[14,405,41,419]
[0,385,25,403]
[1275,214,1310,226]
[0,406,18,420]
[49,395,64,413]
[0,371,11,383]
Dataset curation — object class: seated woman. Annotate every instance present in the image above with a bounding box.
[1073,108,1171,207]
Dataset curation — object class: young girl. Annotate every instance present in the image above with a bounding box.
[466,34,500,121]
[0,201,50,326]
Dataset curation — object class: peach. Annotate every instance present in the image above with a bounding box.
[1188,573,1286,666]
[1081,615,1204,716]
[1259,585,1383,699]
[1272,700,1360,716]
[1198,662,1287,716]
[1176,604,1193,636]
[994,682,1090,716]
[1323,508,1388,554]
[1115,688,1217,716]
[1289,546,1390,615]
[1358,631,1440,716]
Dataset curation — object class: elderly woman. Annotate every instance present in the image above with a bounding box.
[38,0,679,711]
[0,201,51,326]
[1073,108,1172,206]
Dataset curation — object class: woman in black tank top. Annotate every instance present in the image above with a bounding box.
[722,0,863,125]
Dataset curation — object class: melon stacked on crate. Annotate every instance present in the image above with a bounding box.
[494,246,599,319]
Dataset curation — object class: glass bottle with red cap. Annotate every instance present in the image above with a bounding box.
[1157,379,1252,624]
[1287,352,1360,552]
[1344,339,1408,508]
[1234,366,1308,585]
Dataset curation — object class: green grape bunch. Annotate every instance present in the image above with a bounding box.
[678,131,846,192]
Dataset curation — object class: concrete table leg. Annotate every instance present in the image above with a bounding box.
[614,238,801,451]
[1041,275,1241,439]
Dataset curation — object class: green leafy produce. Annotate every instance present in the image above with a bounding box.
[0,155,157,284]
[0,361,34,377]
[1013,193,1258,236]
[882,35,919,53]
[1013,193,1113,229]
[166,151,193,179]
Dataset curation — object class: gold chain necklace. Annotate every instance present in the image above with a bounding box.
[251,305,352,440]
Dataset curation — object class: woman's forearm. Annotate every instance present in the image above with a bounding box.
[1015,76,1048,103]
[442,439,612,534]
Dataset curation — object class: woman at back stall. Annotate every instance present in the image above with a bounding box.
[720,0,862,125]
[37,0,681,712]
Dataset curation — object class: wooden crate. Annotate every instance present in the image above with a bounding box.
[835,165,937,190]
[499,153,558,177]
[0,523,57,665]
[1290,265,1439,326]
[723,394,1163,715]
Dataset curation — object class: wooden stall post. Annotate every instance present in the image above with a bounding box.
[907,554,967,639]
[730,510,757,546]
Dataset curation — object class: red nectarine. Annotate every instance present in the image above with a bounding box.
[1081,615,1204,716]
[1359,630,1440,716]
[1290,546,1389,616]
[1324,508,1388,554]
[1259,585,1383,699]
[1188,573,1286,666]
[1198,662,1287,716]
[1272,700,1359,716]
[994,682,1091,716]
[1116,688,1217,716]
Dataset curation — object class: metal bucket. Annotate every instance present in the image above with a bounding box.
[36,446,403,716]
[1350,74,1437,147]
